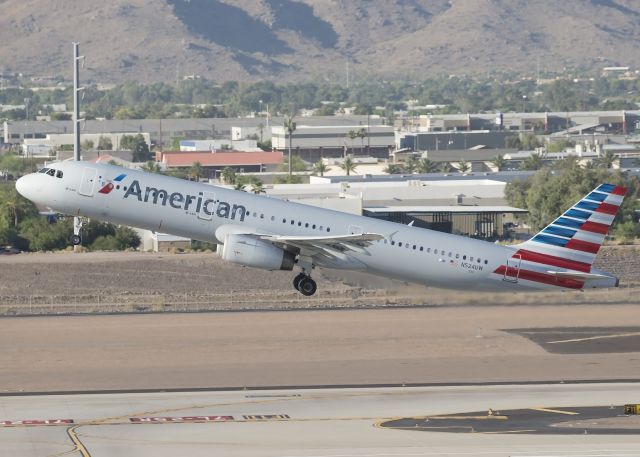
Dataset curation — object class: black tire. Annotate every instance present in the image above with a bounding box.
[70,234,82,246]
[293,273,305,291]
[298,277,317,296]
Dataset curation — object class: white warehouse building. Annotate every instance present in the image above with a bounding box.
[271,124,395,161]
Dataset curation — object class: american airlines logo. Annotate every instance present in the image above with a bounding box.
[98,173,127,194]
[123,179,247,221]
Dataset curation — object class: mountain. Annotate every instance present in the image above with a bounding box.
[1,0,640,84]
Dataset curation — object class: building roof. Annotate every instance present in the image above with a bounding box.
[364,205,527,214]
[161,150,283,167]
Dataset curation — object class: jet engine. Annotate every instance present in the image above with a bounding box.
[220,234,295,271]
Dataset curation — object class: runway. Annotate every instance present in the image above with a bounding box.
[2,383,640,457]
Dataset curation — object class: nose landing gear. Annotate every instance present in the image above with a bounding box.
[293,272,317,296]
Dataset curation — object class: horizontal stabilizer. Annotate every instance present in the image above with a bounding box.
[545,270,611,281]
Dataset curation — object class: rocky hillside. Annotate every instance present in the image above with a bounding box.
[1,0,640,83]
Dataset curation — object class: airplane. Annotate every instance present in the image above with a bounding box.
[16,161,627,296]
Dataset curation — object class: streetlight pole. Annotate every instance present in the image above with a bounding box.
[522,95,527,113]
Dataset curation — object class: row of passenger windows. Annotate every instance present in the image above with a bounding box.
[38,167,63,179]
[379,238,489,264]
[240,210,332,233]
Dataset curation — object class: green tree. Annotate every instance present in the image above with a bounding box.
[142,160,161,173]
[417,158,438,174]
[97,136,113,150]
[521,133,542,150]
[404,155,418,174]
[490,154,507,171]
[189,161,204,180]
[114,226,141,249]
[384,164,404,174]
[312,160,329,177]
[121,134,151,162]
[274,175,303,184]
[277,155,307,173]
[593,150,618,169]
[440,162,455,172]
[18,218,72,251]
[0,186,38,228]
[357,127,368,154]
[284,115,296,176]
[457,158,470,173]
[340,156,357,176]
[220,166,236,185]
[521,152,546,171]
[347,130,357,156]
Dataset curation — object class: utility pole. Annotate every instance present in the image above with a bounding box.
[73,42,83,251]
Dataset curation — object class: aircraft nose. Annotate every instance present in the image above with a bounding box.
[15,174,36,200]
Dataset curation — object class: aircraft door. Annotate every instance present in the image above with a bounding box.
[503,254,521,283]
[198,192,216,221]
[78,168,97,197]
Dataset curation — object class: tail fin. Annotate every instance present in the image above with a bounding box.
[517,183,627,270]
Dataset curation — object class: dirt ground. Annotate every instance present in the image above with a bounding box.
[2,304,640,392]
[0,245,638,314]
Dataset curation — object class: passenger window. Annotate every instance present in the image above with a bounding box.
[391,241,395,246]
[448,252,452,257]
[419,246,423,251]
[477,258,481,263]
[319,226,323,230]
[312,224,316,229]
[305,223,309,228]
[484,260,488,264]
[260,214,264,219]
[291,220,295,225]
[470,257,474,262]
[413,245,416,250]
[271,216,275,221]
[455,253,460,259]
[298,221,302,226]
[56,170,63,178]
[398,242,403,247]
[463,255,467,260]
[283,218,286,223]
[384,239,388,244]
[427,248,431,253]
[327,227,330,232]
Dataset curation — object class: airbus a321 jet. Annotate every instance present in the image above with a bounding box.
[16,161,626,296]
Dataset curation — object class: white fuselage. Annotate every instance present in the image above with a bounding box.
[15,162,615,292]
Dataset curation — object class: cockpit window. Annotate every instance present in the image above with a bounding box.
[56,170,63,178]
[38,168,49,173]
[46,169,56,177]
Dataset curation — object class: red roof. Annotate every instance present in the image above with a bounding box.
[161,151,283,167]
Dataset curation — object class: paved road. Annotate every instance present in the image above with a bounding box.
[2,383,640,457]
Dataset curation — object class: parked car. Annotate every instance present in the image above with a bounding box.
[0,246,21,255]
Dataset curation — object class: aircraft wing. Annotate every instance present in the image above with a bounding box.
[259,232,384,266]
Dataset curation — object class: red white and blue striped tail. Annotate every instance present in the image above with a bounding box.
[517,183,627,268]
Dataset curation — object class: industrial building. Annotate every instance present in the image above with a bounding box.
[271,124,395,161]
[157,150,283,178]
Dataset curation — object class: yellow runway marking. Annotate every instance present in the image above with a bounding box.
[424,415,508,420]
[547,331,640,344]
[66,426,91,457]
[530,407,579,415]
[482,429,537,434]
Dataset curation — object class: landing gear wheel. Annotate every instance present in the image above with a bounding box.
[298,276,317,296]
[293,273,306,291]
[70,234,82,246]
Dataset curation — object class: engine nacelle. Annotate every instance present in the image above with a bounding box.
[220,234,295,271]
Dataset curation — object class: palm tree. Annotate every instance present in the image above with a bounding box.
[357,127,367,154]
[593,150,618,169]
[440,162,455,173]
[384,164,404,174]
[340,156,357,176]
[347,130,357,156]
[521,152,544,171]
[189,161,203,181]
[234,183,247,192]
[457,158,470,173]
[404,155,418,174]
[142,160,161,173]
[284,115,296,176]
[220,166,236,185]
[490,154,506,171]
[417,158,438,174]
[0,187,34,228]
[313,160,329,177]
[257,122,265,143]
[251,181,265,194]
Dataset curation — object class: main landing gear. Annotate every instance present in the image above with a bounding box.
[293,272,317,296]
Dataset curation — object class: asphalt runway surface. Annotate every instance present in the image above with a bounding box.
[2,383,640,457]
